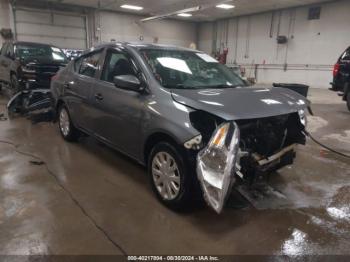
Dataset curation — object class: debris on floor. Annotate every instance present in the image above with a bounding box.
[0,112,7,121]
[7,89,52,115]
[29,160,45,166]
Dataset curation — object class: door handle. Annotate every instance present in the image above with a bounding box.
[63,82,70,89]
[95,93,104,101]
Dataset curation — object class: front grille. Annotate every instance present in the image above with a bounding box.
[237,114,291,157]
[33,65,60,74]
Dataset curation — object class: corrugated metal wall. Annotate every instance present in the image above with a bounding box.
[14,8,88,49]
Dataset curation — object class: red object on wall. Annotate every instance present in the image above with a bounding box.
[219,48,229,64]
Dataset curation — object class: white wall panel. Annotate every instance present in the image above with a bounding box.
[0,0,11,47]
[15,9,87,49]
[98,11,197,48]
[198,0,350,88]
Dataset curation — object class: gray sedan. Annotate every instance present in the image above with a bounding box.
[51,42,309,213]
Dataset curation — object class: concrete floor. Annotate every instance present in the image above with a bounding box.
[0,88,349,256]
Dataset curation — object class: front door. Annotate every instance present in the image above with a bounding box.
[90,49,144,159]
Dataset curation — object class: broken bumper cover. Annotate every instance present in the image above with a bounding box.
[196,122,298,214]
[197,122,240,214]
[7,89,52,114]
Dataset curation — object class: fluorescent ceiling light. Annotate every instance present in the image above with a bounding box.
[177,13,192,17]
[216,4,235,9]
[120,4,143,10]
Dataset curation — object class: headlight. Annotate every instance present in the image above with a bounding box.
[22,66,36,73]
[197,122,240,214]
[298,109,307,127]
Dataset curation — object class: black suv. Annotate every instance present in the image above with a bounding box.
[330,46,350,111]
[0,41,68,94]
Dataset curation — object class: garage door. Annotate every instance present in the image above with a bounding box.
[14,8,87,50]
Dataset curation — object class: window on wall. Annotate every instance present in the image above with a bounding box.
[308,6,321,20]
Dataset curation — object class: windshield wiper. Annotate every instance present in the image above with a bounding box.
[214,84,240,88]
[194,84,239,89]
[163,84,193,89]
[162,84,240,89]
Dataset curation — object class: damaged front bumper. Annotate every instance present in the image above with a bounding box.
[7,89,52,114]
[196,121,298,214]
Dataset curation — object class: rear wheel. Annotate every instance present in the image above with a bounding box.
[58,105,80,142]
[148,142,195,211]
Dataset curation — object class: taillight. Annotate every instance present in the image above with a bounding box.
[333,63,340,77]
[51,74,59,81]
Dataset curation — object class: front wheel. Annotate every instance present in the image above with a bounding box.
[10,74,21,96]
[148,142,195,211]
[58,105,80,142]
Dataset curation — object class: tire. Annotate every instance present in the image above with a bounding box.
[58,104,80,142]
[346,92,350,112]
[148,142,195,211]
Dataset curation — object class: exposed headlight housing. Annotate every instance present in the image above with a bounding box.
[298,109,307,127]
[197,122,240,214]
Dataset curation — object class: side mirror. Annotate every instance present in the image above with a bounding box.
[113,75,142,92]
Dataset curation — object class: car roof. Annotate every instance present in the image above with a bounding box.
[85,42,199,54]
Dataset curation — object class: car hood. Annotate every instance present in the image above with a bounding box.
[171,86,310,120]
[20,57,67,67]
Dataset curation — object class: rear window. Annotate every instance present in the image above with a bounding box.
[340,48,350,61]
[15,44,67,62]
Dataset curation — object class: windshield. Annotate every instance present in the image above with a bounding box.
[140,49,245,89]
[15,44,67,62]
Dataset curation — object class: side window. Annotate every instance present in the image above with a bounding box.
[79,51,102,78]
[101,50,136,83]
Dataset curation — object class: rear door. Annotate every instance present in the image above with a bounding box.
[89,48,144,158]
[338,47,350,89]
[65,49,103,132]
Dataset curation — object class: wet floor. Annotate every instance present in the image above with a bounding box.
[0,89,349,256]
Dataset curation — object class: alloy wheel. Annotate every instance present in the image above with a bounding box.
[59,108,70,137]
